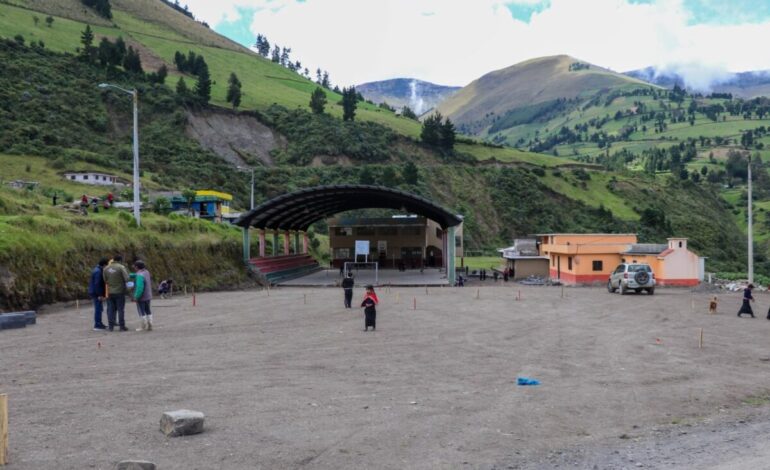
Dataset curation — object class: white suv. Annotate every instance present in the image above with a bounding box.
[607,263,655,295]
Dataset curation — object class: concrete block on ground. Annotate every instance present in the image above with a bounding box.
[0,313,27,330]
[160,409,205,437]
[116,460,156,470]
[20,310,36,325]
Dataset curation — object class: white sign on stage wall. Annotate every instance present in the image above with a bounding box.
[355,240,370,257]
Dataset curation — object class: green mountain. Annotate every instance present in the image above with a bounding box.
[0,1,757,309]
[436,55,654,135]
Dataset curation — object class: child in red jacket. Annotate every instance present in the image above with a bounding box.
[360,285,379,331]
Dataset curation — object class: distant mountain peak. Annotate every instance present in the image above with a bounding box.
[356,78,461,115]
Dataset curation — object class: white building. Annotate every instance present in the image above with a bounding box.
[62,172,125,186]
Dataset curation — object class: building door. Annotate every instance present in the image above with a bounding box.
[557,256,561,279]
[377,240,387,265]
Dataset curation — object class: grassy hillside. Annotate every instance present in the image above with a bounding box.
[437,55,654,133]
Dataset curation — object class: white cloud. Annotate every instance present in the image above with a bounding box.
[184,0,770,88]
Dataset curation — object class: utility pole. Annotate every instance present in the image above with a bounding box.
[748,153,754,284]
[98,83,141,226]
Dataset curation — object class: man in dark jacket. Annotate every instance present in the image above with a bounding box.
[342,272,354,308]
[88,258,109,330]
[103,254,130,331]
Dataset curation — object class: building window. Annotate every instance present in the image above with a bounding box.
[335,227,353,236]
[70,175,76,180]
[356,226,375,236]
[83,175,88,180]
[568,256,573,270]
[678,241,682,248]
[378,227,397,236]
[592,260,603,271]
[455,235,462,247]
[435,228,442,238]
[401,226,421,236]
[334,248,350,259]
[552,256,555,267]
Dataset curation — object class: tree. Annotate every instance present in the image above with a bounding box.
[402,106,418,120]
[700,165,708,176]
[341,87,357,121]
[271,44,280,63]
[321,71,330,88]
[181,189,197,215]
[439,117,456,150]
[254,34,270,57]
[315,68,322,84]
[194,63,212,104]
[122,46,143,73]
[403,161,419,186]
[79,25,95,62]
[97,37,113,67]
[149,64,168,84]
[45,16,54,27]
[81,0,112,19]
[176,77,190,98]
[226,72,242,109]
[420,113,442,146]
[113,36,126,64]
[309,87,327,114]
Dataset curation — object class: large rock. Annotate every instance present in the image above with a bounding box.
[160,409,205,437]
[116,460,156,470]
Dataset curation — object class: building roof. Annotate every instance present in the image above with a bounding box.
[196,190,232,201]
[235,185,462,231]
[535,233,637,237]
[623,243,668,255]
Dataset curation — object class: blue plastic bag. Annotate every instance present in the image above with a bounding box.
[517,376,540,386]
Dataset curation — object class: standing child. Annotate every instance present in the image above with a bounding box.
[360,285,379,331]
[130,260,154,331]
[342,272,354,308]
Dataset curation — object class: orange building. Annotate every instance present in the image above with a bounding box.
[537,234,703,286]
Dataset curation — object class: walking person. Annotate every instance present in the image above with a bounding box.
[342,272,354,308]
[91,197,99,213]
[52,192,58,206]
[103,254,130,331]
[88,257,109,330]
[360,285,379,331]
[79,194,89,215]
[131,260,154,331]
[737,283,756,318]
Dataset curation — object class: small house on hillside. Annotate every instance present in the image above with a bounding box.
[170,190,232,223]
[62,171,126,186]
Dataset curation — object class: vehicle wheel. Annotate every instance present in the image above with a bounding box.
[647,287,655,295]
[607,280,616,293]
[620,284,627,295]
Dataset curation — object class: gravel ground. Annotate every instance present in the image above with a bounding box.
[3,286,770,469]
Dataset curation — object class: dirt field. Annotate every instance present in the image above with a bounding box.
[3,285,770,469]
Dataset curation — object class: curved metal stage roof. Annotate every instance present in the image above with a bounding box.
[234,185,462,231]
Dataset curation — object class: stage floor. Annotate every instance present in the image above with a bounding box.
[279,268,450,286]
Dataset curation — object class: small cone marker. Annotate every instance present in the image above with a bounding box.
[192,288,196,307]
[303,293,307,305]
[76,298,80,311]
[476,288,480,300]
[413,297,417,310]
[97,341,101,349]
[396,293,400,303]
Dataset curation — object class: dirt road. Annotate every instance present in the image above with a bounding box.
[2,286,770,469]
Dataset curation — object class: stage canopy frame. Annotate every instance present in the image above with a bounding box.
[234,185,463,284]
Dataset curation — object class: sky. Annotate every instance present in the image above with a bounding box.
[182,0,770,89]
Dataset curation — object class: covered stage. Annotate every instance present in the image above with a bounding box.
[234,185,463,285]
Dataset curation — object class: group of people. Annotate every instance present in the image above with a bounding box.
[341,272,379,331]
[71,193,114,215]
[737,284,770,319]
[87,255,172,331]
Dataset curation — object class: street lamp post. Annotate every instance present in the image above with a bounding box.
[237,166,255,210]
[98,83,141,227]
